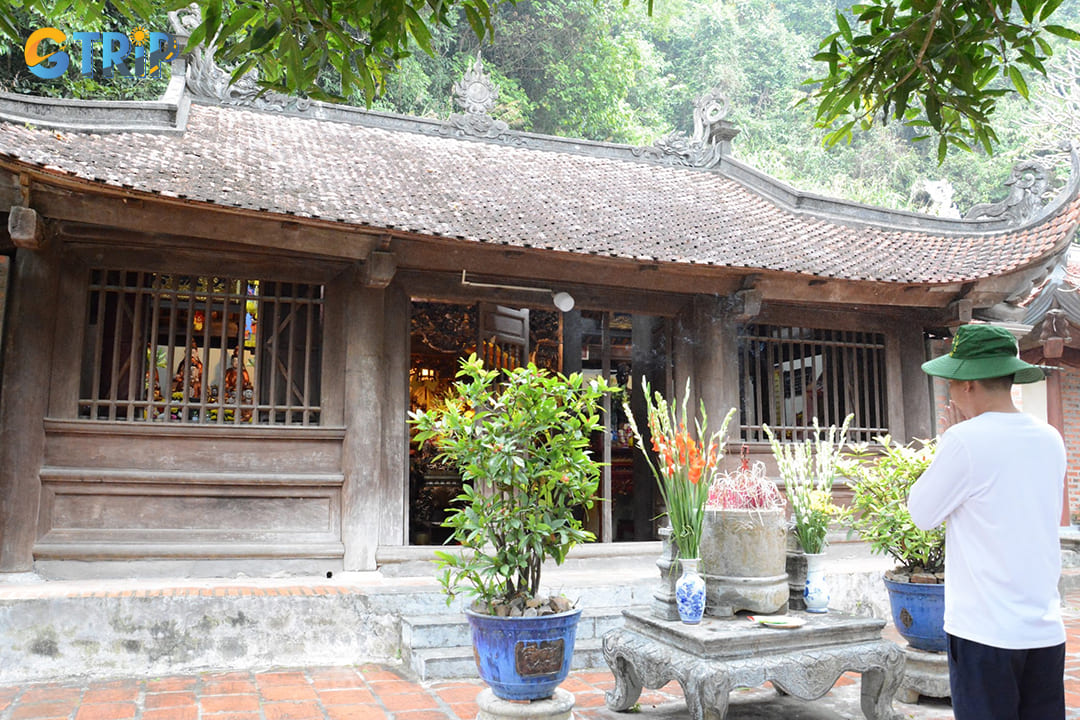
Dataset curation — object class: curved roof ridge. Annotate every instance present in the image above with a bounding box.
[0,100,1077,287]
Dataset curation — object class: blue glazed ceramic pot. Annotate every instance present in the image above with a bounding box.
[883,574,946,652]
[465,606,581,700]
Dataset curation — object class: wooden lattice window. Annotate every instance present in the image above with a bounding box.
[79,271,323,425]
[737,324,888,444]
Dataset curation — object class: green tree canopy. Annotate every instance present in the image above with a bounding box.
[808,0,1080,161]
[4,0,1077,157]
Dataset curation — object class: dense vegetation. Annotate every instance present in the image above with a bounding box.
[5,0,1080,213]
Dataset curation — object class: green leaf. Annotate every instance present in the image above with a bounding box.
[249,19,282,51]
[1041,0,1064,21]
[836,12,853,44]
[403,5,433,55]
[463,5,485,43]
[1007,65,1029,99]
[1045,25,1080,41]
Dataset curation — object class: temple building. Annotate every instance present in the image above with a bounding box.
[1,12,1078,579]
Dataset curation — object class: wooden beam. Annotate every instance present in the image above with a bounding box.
[362,249,397,288]
[58,231,351,284]
[8,206,44,249]
[28,181,380,261]
[399,268,688,316]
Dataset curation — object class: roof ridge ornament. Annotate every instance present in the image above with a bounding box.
[633,88,738,169]
[169,4,311,114]
[440,54,520,143]
[965,159,1054,224]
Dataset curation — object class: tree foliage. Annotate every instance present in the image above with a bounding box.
[808,0,1080,161]
[3,0,1078,212]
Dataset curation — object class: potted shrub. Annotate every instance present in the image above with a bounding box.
[842,435,945,652]
[700,447,788,616]
[408,354,611,700]
[763,415,852,613]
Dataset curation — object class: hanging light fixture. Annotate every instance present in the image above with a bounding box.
[460,270,576,312]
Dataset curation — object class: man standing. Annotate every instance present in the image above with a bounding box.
[909,323,1066,720]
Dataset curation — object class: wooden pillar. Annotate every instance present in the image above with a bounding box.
[672,302,696,410]
[340,272,387,570]
[897,323,932,442]
[1045,368,1069,526]
[1038,310,1070,526]
[631,315,660,540]
[561,310,582,375]
[0,245,60,571]
[691,296,741,452]
[380,281,409,546]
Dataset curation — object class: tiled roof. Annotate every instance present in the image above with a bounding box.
[1,101,1077,285]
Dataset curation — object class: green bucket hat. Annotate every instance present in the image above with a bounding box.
[922,324,1044,384]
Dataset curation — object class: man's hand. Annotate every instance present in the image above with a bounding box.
[939,401,968,433]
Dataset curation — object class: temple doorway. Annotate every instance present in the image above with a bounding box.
[406,299,668,546]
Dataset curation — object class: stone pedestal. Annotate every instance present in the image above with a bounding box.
[896,646,950,704]
[651,524,680,621]
[786,549,808,611]
[603,608,905,720]
[476,688,575,720]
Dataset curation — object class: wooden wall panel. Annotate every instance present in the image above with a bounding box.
[35,421,346,562]
[43,420,344,472]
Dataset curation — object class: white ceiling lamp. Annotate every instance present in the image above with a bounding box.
[461,270,576,313]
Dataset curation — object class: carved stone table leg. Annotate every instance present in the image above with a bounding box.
[859,643,905,720]
[685,663,732,720]
[604,654,644,711]
[602,631,644,712]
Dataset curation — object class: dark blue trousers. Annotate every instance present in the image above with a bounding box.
[947,633,1066,720]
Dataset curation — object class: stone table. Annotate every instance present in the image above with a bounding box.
[602,609,905,720]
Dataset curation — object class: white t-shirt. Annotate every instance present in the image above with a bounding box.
[908,411,1066,649]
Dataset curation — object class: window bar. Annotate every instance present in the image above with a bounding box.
[230,287,243,425]
[253,288,265,424]
[799,330,812,431]
[164,275,179,422]
[285,291,298,423]
[104,277,124,421]
[816,334,828,429]
[845,330,857,432]
[302,289,314,425]
[860,332,872,441]
[125,272,146,422]
[829,330,843,429]
[268,290,280,424]
[794,327,805,432]
[181,279,196,421]
[88,271,108,420]
[753,326,766,442]
[738,326,750,439]
[214,279,229,424]
[871,335,884,434]
[767,329,779,436]
[146,274,164,422]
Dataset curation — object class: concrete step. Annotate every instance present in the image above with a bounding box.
[401,606,628,679]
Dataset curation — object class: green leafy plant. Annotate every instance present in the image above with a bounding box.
[408,354,612,613]
[625,379,736,560]
[840,435,944,575]
[806,0,1080,160]
[763,415,852,555]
